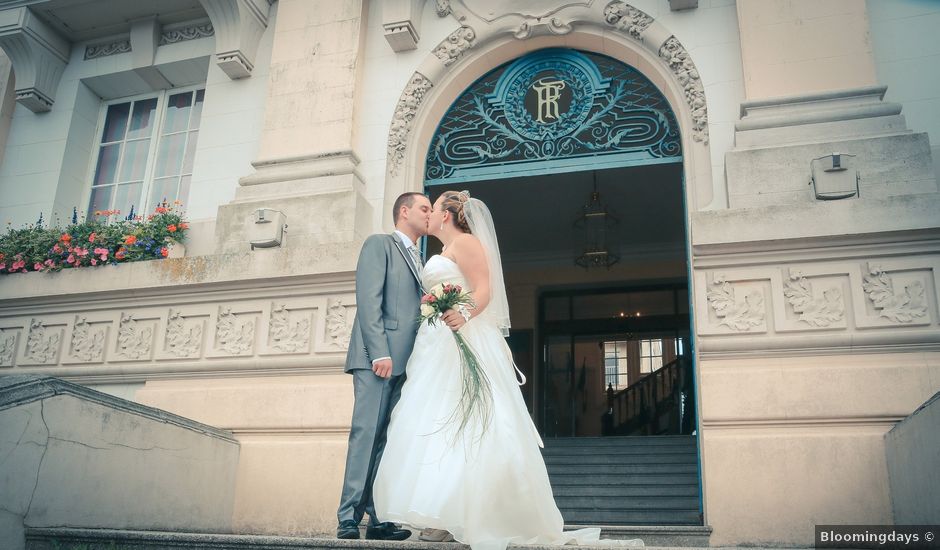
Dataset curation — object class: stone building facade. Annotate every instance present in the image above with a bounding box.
[0,0,938,547]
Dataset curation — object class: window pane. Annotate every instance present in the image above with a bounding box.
[154,133,186,178]
[113,182,142,216]
[177,175,191,207]
[86,186,113,219]
[149,177,178,209]
[127,98,158,140]
[617,341,627,357]
[94,144,122,185]
[653,357,663,371]
[640,357,651,373]
[190,89,205,130]
[641,340,650,357]
[651,339,662,356]
[102,102,130,142]
[182,130,198,174]
[119,139,150,182]
[163,92,193,134]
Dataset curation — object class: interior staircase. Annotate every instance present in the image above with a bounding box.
[543,435,704,535]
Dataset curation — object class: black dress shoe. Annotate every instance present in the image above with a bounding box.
[337,520,360,539]
[366,522,412,541]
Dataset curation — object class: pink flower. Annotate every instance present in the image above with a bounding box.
[0,263,5,270]
[44,259,53,266]
[12,260,25,270]
[90,259,97,266]
[76,248,88,257]
[94,247,109,261]
[34,263,43,271]
[66,254,75,263]
[52,244,62,253]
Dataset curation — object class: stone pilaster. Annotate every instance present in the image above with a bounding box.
[214,0,373,255]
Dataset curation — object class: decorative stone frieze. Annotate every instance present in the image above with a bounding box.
[388,72,433,176]
[84,38,131,60]
[215,307,255,355]
[160,21,214,45]
[24,318,61,364]
[325,298,352,350]
[863,263,929,324]
[268,303,311,353]
[783,269,845,328]
[164,309,203,358]
[69,316,105,362]
[0,6,71,112]
[432,26,476,66]
[706,273,766,332]
[603,2,654,41]
[658,36,708,144]
[197,0,270,79]
[116,313,154,360]
[0,330,14,366]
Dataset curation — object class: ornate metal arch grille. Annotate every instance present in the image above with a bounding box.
[425,49,682,185]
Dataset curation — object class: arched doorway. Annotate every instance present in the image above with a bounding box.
[422,48,701,528]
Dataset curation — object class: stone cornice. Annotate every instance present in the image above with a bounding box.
[198,0,270,79]
[0,5,70,112]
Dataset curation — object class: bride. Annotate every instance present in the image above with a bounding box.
[372,191,643,550]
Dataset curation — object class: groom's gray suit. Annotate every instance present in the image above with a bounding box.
[337,232,423,526]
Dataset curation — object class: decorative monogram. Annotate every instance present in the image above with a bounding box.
[862,264,928,324]
[706,273,765,332]
[783,269,845,328]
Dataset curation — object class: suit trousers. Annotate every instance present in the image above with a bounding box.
[337,368,406,525]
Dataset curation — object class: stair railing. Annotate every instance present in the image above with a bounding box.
[605,356,693,435]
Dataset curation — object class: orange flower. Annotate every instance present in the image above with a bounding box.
[124,235,137,245]
[115,247,127,260]
[60,233,72,243]
[155,206,168,214]
[180,222,189,230]
[160,247,169,257]
[167,224,177,232]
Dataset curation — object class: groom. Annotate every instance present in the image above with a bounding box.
[336,192,431,540]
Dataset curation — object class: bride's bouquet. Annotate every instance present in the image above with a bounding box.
[418,283,493,434]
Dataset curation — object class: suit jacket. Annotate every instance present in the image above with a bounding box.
[345,233,423,377]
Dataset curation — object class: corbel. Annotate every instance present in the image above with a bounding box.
[0,6,71,113]
[198,0,270,79]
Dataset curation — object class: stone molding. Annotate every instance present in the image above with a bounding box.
[388,72,433,177]
[0,282,356,382]
[693,243,940,357]
[0,374,237,442]
[198,0,270,79]
[160,20,215,45]
[84,37,130,60]
[0,6,70,113]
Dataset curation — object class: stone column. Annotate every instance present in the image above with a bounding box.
[214,0,372,255]
[736,0,877,100]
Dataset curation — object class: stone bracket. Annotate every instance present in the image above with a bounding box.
[198,0,270,79]
[383,0,426,52]
[0,6,70,113]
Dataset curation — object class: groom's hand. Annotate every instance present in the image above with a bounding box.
[372,358,393,379]
[442,310,466,331]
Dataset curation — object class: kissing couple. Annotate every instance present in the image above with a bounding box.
[335,191,643,550]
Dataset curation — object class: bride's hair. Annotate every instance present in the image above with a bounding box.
[439,190,472,233]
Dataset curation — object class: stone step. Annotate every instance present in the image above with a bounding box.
[27,526,719,549]
[543,453,698,465]
[545,463,699,475]
[541,445,697,456]
[561,509,702,525]
[548,473,699,485]
[543,436,696,447]
[552,484,700,497]
[555,496,700,511]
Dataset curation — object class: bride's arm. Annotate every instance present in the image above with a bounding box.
[452,234,490,317]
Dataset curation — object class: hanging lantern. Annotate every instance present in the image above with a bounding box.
[574,174,620,269]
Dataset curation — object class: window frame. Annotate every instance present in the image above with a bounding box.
[83,84,205,222]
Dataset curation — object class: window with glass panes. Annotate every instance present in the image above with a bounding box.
[604,340,628,390]
[87,88,204,220]
[640,338,664,374]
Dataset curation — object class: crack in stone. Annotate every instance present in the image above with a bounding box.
[24,400,50,520]
[46,436,186,453]
[0,415,32,466]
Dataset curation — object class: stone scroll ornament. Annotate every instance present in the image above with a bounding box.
[706,273,765,332]
[862,264,928,324]
[783,269,845,328]
[388,73,433,176]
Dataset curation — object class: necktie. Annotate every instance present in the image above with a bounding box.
[407,245,423,267]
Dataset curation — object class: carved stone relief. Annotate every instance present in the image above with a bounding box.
[436,0,452,17]
[69,316,105,362]
[326,298,352,349]
[216,307,255,355]
[25,319,60,364]
[0,330,16,367]
[164,309,203,358]
[706,273,766,332]
[159,22,214,45]
[116,313,154,360]
[269,303,311,353]
[84,39,131,60]
[862,264,928,324]
[658,37,709,144]
[388,73,434,176]
[433,26,476,66]
[603,1,654,40]
[783,269,845,328]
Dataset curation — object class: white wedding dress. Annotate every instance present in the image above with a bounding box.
[373,255,643,550]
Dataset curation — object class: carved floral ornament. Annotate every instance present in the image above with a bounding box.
[705,273,765,332]
[388,73,434,177]
[783,269,845,328]
[862,264,928,324]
